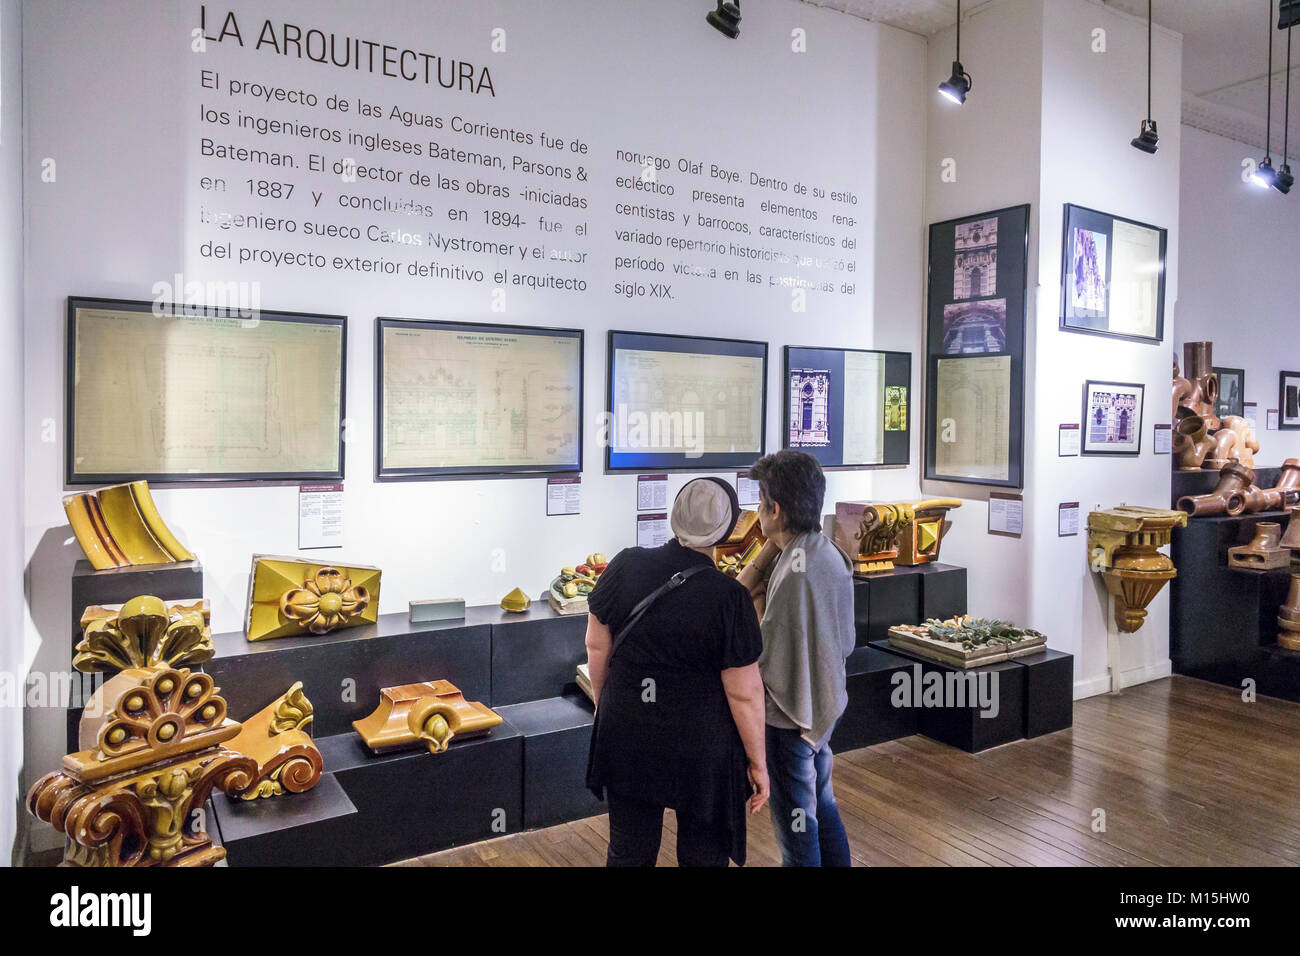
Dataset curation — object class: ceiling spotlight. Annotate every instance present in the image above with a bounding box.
[1252,156,1277,188]
[1131,118,1159,154]
[939,0,972,105]
[1276,163,1295,193]
[939,62,973,104]
[707,1,741,39]
[1131,0,1158,153]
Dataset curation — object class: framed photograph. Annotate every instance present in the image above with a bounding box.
[1279,371,1300,430]
[1082,380,1145,455]
[1060,203,1167,344]
[66,297,346,485]
[782,345,911,469]
[925,204,1029,488]
[375,317,583,480]
[1213,367,1245,420]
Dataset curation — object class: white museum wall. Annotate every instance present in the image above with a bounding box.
[19,0,926,824]
[1,0,25,864]
[926,0,1181,696]
[923,0,1044,626]
[1032,0,1181,696]
[1178,123,1300,464]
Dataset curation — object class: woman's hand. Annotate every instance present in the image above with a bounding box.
[747,760,769,814]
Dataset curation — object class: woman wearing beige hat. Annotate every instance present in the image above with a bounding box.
[584,476,769,866]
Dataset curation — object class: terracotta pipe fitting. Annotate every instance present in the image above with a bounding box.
[1256,459,1300,512]
[1173,414,1214,470]
[1172,372,1194,421]
[1202,427,1245,471]
[1279,572,1300,651]
[1280,505,1300,551]
[1219,416,1260,469]
[1177,461,1256,517]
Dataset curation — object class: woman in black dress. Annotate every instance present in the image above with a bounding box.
[585,477,769,866]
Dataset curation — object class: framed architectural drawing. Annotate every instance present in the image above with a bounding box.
[782,346,911,468]
[375,317,583,479]
[1213,367,1245,420]
[605,330,767,472]
[1082,380,1145,455]
[1059,203,1167,343]
[925,204,1029,488]
[66,297,346,485]
[1280,371,1300,430]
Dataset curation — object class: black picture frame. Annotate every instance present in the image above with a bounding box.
[1213,367,1245,420]
[782,345,911,469]
[374,316,584,481]
[65,296,347,486]
[1059,203,1167,344]
[1279,371,1300,430]
[924,204,1029,488]
[605,329,768,473]
[1081,380,1145,456]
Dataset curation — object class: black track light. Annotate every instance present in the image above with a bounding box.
[1276,163,1295,192]
[1252,156,1277,188]
[707,1,741,39]
[939,0,971,105]
[1131,118,1159,154]
[1131,0,1158,153]
[939,62,973,104]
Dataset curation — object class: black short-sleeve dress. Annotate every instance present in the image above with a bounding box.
[585,539,763,864]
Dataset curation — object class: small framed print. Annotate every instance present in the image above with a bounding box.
[1213,367,1245,420]
[1279,371,1300,430]
[1082,380,1145,455]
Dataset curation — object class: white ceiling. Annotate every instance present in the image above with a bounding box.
[799,0,1299,156]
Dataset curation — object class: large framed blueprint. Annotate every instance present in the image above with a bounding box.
[66,297,346,485]
[606,330,767,472]
[376,317,583,479]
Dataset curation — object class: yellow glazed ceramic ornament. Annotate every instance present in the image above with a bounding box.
[500,587,532,613]
[245,555,381,641]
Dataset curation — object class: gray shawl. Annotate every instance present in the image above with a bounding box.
[758,530,856,749]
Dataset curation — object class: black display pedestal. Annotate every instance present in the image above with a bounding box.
[1170,469,1300,701]
[67,560,205,749]
[852,563,968,647]
[868,641,1028,752]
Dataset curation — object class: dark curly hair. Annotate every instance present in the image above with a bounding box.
[749,450,825,535]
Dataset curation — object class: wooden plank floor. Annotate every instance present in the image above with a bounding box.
[394,676,1300,867]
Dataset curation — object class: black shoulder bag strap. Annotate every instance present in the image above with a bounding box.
[609,563,710,663]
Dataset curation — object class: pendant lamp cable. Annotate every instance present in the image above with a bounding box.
[1146,0,1152,121]
[1285,24,1292,162]
[1267,0,1275,158]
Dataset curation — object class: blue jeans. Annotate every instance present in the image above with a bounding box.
[765,724,851,867]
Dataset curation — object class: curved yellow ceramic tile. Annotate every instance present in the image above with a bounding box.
[128,481,194,562]
[97,484,172,565]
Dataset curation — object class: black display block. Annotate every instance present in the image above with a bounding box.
[868,640,1027,753]
[832,646,920,751]
[67,560,205,749]
[851,563,967,648]
[487,603,588,706]
[213,773,358,867]
[1013,648,1074,738]
[1168,483,1300,699]
[497,693,603,830]
[266,725,525,867]
[205,612,491,737]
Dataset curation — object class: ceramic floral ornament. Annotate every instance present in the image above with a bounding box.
[245,555,382,641]
[279,567,370,634]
